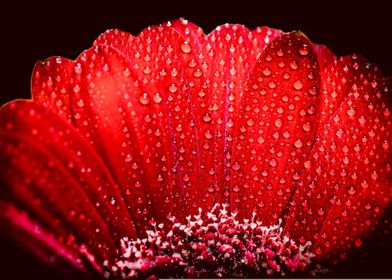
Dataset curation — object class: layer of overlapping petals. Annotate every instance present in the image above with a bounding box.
[0,19,391,278]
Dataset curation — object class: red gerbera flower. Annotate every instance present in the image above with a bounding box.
[0,19,391,279]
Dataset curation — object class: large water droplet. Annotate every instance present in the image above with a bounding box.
[299,44,309,56]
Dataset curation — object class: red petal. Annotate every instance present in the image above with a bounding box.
[32,57,74,123]
[171,23,283,208]
[170,19,206,57]
[117,24,204,220]
[93,29,134,58]
[0,201,97,279]
[231,32,321,224]
[284,56,392,260]
[66,25,206,224]
[199,23,273,205]
[250,26,284,53]
[0,101,136,262]
[314,43,336,71]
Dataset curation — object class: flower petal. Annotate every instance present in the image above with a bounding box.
[284,56,392,260]
[63,25,208,226]
[171,22,283,207]
[170,19,206,57]
[199,23,272,205]
[0,201,98,279]
[118,24,204,220]
[0,101,136,262]
[93,29,134,58]
[231,32,321,223]
[32,57,74,123]
[314,43,336,71]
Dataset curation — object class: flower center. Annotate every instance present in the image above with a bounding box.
[103,204,315,279]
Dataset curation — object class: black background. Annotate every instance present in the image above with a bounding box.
[1,0,392,279]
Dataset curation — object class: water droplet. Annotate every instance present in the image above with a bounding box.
[139,93,150,105]
[346,107,356,117]
[348,187,355,195]
[153,93,162,104]
[183,173,190,182]
[143,66,152,75]
[317,208,325,216]
[74,63,82,74]
[262,68,271,77]
[246,118,254,127]
[204,129,213,139]
[269,158,277,167]
[274,119,283,128]
[354,239,362,247]
[371,171,378,181]
[180,41,192,53]
[168,84,178,93]
[294,139,303,148]
[336,128,344,138]
[193,69,202,77]
[299,44,309,56]
[361,180,369,189]
[308,86,318,96]
[302,121,312,132]
[293,80,303,90]
[73,84,81,93]
[202,113,212,123]
[232,162,241,171]
[268,81,276,89]
[290,60,299,70]
[76,99,84,108]
[134,181,142,189]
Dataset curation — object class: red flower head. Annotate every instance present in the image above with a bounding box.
[0,19,391,279]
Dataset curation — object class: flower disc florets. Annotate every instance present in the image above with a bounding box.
[105,204,314,279]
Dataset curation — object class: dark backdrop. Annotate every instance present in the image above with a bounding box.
[1,0,391,279]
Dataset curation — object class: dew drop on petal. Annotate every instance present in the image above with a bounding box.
[169,84,178,93]
[299,44,309,56]
[269,158,277,167]
[302,121,312,132]
[76,99,84,108]
[202,113,212,123]
[293,80,303,90]
[180,41,192,54]
[262,68,272,77]
[294,139,303,148]
[153,93,162,104]
[274,119,283,128]
[317,208,325,216]
[232,162,241,171]
[346,107,356,117]
[139,93,150,105]
[290,60,299,70]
